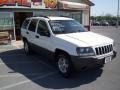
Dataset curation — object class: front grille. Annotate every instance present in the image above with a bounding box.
[95,44,113,55]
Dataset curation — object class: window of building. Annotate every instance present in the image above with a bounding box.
[0,12,14,31]
[0,12,15,40]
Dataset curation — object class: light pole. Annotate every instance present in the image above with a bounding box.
[116,0,119,28]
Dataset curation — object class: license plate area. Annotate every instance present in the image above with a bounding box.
[105,56,112,63]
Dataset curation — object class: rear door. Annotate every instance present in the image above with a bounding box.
[21,19,30,38]
[27,19,38,44]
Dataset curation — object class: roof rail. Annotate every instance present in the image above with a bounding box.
[33,15,49,18]
[60,15,68,17]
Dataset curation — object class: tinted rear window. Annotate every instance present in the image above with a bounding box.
[28,19,38,32]
[22,19,30,29]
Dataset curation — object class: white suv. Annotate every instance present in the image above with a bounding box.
[21,16,116,77]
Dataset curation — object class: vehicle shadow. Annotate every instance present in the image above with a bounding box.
[0,49,103,89]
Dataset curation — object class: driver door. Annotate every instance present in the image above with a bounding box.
[34,20,54,57]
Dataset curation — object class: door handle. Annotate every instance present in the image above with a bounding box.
[35,35,39,38]
[26,32,29,34]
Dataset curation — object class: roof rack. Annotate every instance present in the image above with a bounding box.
[60,15,68,17]
[33,15,49,18]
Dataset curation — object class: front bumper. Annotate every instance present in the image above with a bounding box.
[70,51,117,71]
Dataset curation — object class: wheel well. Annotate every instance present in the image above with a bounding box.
[55,49,70,60]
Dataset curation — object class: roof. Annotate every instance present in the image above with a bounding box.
[84,0,95,6]
[48,16,74,20]
[58,0,89,10]
[28,16,74,21]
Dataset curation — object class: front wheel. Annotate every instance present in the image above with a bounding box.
[57,54,73,78]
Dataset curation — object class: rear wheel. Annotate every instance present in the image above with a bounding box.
[57,54,73,78]
[24,41,31,55]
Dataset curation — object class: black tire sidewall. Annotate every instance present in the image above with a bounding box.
[24,41,30,55]
[57,54,72,78]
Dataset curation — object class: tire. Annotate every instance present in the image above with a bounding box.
[57,54,73,78]
[24,40,31,55]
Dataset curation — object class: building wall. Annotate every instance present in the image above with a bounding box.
[82,10,89,26]
[66,0,82,3]
[62,0,89,3]
[34,10,82,23]
[0,0,91,34]
[59,0,90,30]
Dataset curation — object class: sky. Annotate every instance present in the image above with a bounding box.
[91,0,119,16]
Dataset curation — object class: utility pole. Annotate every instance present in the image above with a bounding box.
[116,0,119,28]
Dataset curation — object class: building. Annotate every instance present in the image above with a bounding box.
[0,0,94,41]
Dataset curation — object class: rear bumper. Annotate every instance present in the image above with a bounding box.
[71,51,117,70]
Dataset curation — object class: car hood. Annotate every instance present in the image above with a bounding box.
[55,32,113,47]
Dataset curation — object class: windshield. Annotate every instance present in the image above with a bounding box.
[49,20,87,34]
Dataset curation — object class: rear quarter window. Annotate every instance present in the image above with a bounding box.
[22,19,30,29]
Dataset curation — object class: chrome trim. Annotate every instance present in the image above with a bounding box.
[95,44,113,55]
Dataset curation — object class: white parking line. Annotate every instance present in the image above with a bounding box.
[0,55,55,69]
[33,56,55,70]
[0,61,39,65]
[0,73,45,78]
[0,60,54,69]
[0,72,57,90]
[0,54,25,57]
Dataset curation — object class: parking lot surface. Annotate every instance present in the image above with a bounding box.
[0,26,120,90]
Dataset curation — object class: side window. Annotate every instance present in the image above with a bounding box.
[22,19,30,29]
[37,20,49,36]
[28,19,38,32]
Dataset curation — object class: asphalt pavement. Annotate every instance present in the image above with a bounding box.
[0,26,120,90]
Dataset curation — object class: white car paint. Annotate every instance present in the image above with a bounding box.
[55,32,113,47]
[21,16,114,58]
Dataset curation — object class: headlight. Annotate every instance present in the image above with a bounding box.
[76,47,95,56]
